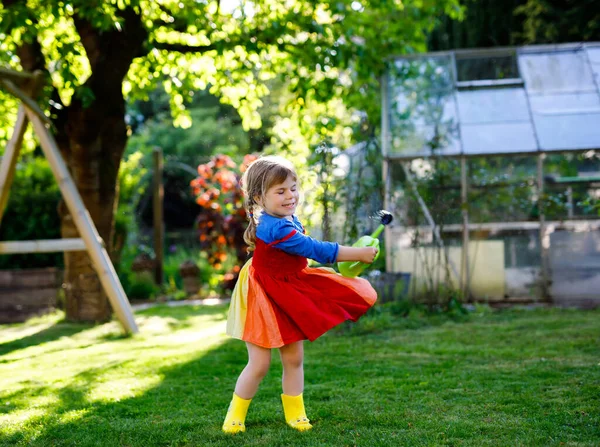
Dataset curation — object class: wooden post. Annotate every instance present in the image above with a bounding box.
[0,72,42,225]
[0,79,51,125]
[460,156,470,299]
[0,238,87,254]
[0,106,27,225]
[538,153,550,301]
[24,107,138,334]
[153,147,164,286]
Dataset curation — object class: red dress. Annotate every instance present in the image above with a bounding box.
[226,238,378,348]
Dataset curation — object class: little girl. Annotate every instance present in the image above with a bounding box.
[222,155,378,433]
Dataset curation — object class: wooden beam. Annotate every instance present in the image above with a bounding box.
[0,106,28,225]
[0,67,36,83]
[0,71,43,225]
[24,107,138,334]
[0,238,87,254]
[0,79,51,126]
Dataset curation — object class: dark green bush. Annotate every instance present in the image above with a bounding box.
[0,157,62,269]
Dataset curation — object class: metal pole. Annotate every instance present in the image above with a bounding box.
[538,153,550,301]
[566,186,574,219]
[461,156,470,299]
[153,147,164,286]
[381,73,393,272]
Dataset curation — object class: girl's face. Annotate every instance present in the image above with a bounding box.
[258,174,299,219]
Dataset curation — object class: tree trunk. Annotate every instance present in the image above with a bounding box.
[59,97,126,322]
[15,6,148,322]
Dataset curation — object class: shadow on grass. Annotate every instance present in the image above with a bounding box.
[1,334,257,447]
[0,321,91,358]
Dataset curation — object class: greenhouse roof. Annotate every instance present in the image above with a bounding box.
[383,42,600,159]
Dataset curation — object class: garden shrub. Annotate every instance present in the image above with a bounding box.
[0,157,62,269]
[191,154,257,292]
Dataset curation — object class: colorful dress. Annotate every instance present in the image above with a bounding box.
[226,213,377,348]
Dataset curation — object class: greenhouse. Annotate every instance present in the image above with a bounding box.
[382,42,600,306]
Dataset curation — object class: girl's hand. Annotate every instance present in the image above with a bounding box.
[359,247,378,264]
[336,245,379,263]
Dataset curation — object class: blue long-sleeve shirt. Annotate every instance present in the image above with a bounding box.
[256,213,339,264]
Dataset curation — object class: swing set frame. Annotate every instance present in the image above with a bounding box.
[0,67,138,334]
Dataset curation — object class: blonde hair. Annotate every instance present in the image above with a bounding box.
[241,155,298,250]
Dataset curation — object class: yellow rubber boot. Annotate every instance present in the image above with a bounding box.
[281,393,312,431]
[222,393,252,434]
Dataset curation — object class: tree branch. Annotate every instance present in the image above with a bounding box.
[154,4,190,33]
[1,1,68,128]
[151,41,218,54]
[151,34,298,56]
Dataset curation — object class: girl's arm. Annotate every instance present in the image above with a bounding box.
[336,246,378,264]
[268,218,376,264]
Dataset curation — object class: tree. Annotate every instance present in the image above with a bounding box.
[428,0,600,50]
[0,0,461,322]
[515,0,600,44]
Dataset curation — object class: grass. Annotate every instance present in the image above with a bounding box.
[0,304,598,446]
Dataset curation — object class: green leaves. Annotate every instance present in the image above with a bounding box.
[0,0,463,163]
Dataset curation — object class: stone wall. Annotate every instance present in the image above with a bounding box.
[0,268,62,323]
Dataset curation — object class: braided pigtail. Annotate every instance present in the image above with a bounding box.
[243,199,258,252]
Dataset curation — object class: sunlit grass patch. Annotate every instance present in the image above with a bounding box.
[0,305,599,446]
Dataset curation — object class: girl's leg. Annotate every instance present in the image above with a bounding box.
[279,341,304,396]
[279,341,312,431]
[235,342,272,399]
[223,342,271,433]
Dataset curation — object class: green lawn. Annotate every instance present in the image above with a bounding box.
[0,304,598,446]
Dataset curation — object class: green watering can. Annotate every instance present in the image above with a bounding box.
[338,210,394,278]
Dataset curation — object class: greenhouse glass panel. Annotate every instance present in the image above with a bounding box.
[455,54,519,82]
[461,123,537,154]
[519,50,596,93]
[519,49,600,150]
[457,88,537,154]
[587,47,600,84]
[529,92,600,150]
[388,55,461,157]
[457,88,530,123]
[550,229,600,303]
